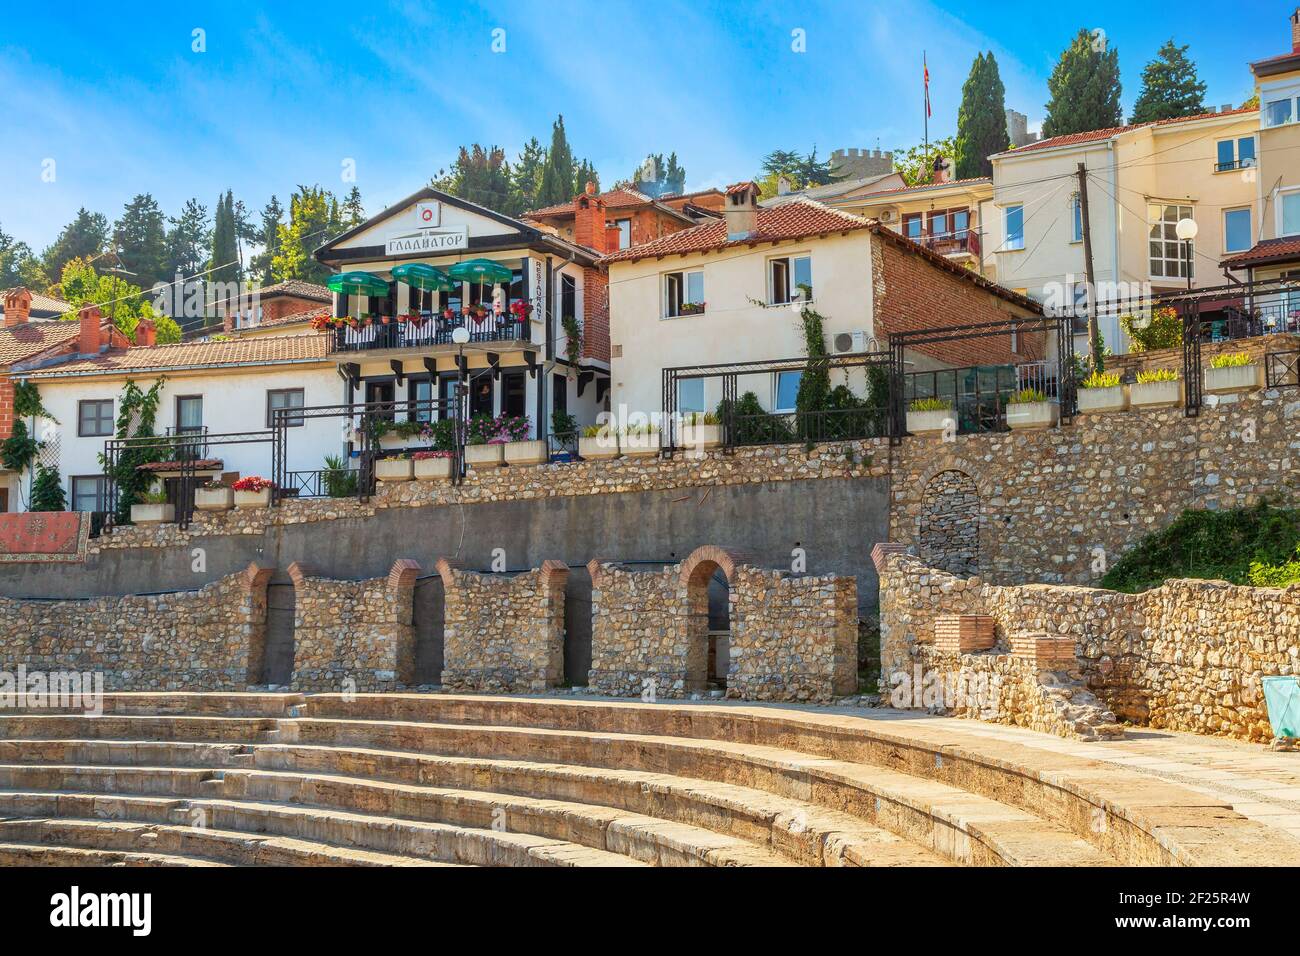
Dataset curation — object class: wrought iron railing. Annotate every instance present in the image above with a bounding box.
[547,431,580,461]
[1266,349,1300,389]
[904,362,1058,435]
[329,315,529,353]
[280,467,359,499]
[727,406,890,446]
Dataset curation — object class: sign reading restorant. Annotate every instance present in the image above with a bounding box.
[386,227,468,255]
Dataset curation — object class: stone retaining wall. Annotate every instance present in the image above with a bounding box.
[877,551,1300,742]
[438,559,568,693]
[0,564,269,690]
[288,560,417,692]
[587,561,694,698]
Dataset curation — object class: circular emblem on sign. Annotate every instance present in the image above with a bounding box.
[420,207,434,223]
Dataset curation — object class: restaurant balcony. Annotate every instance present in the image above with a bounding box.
[916,229,980,258]
[326,312,533,356]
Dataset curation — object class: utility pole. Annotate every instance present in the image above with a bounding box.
[1076,162,1102,371]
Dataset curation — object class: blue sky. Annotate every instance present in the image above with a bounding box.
[0,0,1289,250]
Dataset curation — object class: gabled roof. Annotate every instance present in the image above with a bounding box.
[1,288,73,318]
[25,332,331,379]
[994,107,1258,158]
[255,305,331,330]
[599,198,873,264]
[0,319,82,367]
[252,279,330,303]
[1221,236,1300,269]
[1251,48,1300,77]
[523,187,698,227]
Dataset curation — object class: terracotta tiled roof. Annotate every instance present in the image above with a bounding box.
[525,188,657,219]
[0,320,81,367]
[726,181,758,195]
[1221,236,1300,269]
[599,198,872,264]
[1,288,73,317]
[852,177,992,198]
[997,107,1258,156]
[26,332,331,378]
[137,459,223,473]
[254,305,331,330]
[216,279,330,306]
[658,188,724,202]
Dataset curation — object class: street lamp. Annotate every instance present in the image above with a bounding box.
[451,325,471,472]
[1175,218,1198,291]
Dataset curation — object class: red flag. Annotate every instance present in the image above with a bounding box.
[924,55,931,118]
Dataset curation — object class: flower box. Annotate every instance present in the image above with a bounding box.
[194,487,234,511]
[130,502,174,525]
[1204,364,1261,396]
[503,440,547,466]
[1005,400,1058,430]
[620,432,661,457]
[906,409,955,437]
[681,424,722,450]
[1129,379,1183,409]
[414,456,453,480]
[579,435,620,460]
[1076,385,1128,414]
[465,443,505,468]
[234,487,273,509]
[375,458,413,482]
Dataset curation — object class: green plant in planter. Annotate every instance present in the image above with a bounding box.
[581,424,609,438]
[29,463,67,512]
[684,411,720,426]
[1080,370,1121,389]
[562,315,582,371]
[717,391,792,444]
[139,487,170,505]
[322,453,357,498]
[1136,368,1179,384]
[551,410,578,437]
[908,397,952,412]
[1008,388,1048,404]
[1210,351,1251,369]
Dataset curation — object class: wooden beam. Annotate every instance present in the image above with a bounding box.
[389,360,405,386]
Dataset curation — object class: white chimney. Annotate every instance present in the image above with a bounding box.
[724,182,760,239]
[777,176,792,195]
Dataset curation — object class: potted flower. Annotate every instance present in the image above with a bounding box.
[1129,368,1182,409]
[579,424,620,460]
[130,488,174,525]
[1076,369,1127,414]
[510,300,533,322]
[680,411,722,450]
[413,450,453,480]
[232,475,274,508]
[906,397,955,437]
[1204,351,1261,396]
[464,415,504,468]
[620,422,661,457]
[375,454,414,482]
[679,301,706,316]
[497,415,545,465]
[194,478,234,511]
[309,313,332,332]
[1005,388,1058,430]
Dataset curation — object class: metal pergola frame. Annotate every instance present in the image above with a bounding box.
[887,314,1074,444]
[660,350,892,455]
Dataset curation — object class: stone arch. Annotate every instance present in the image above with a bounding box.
[918,468,981,575]
[678,546,746,691]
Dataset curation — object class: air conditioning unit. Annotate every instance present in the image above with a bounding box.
[833,330,871,354]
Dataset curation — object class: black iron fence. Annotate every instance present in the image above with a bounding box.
[727,405,890,446]
[279,467,359,499]
[1266,348,1300,389]
[329,314,529,353]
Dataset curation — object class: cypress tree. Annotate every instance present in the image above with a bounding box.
[537,115,576,208]
[1043,28,1123,137]
[955,52,1010,179]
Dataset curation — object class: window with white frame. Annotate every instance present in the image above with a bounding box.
[1216,136,1257,172]
[664,270,705,317]
[1148,204,1194,280]
[1070,195,1083,242]
[768,254,812,305]
[71,476,109,514]
[773,371,802,413]
[1223,207,1253,253]
[677,378,705,414]
[1004,205,1024,251]
[1264,93,1297,128]
[1282,190,1300,237]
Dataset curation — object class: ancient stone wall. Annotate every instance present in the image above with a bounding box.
[587,561,696,698]
[288,560,417,692]
[0,564,269,690]
[439,559,568,693]
[878,551,1300,742]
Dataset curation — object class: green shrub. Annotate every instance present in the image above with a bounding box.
[1210,351,1251,369]
[1080,370,1121,389]
[1101,502,1300,592]
[29,464,67,512]
[718,391,792,444]
[1248,548,1300,587]
[908,397,952,412]
[1136,368,1179,384]
[322,454,357,498]
[1121,307,1183,352]
[1008,388,1047,404]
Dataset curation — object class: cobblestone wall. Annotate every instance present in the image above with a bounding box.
[877,551,1300,742]
[0,564,269,690]
[288,560,417,692]
[587,561,697,698]
[438,559,568,693]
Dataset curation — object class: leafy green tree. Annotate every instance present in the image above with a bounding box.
[29,464,67,512]
[537,115,576,208]
[1043,29,1123,137]
[431,145,512,212]
[112,194,168,290]
[271,186,341,285]
[53,258,180,344]
[892,136,957,186]
[0,223,40,290]
[99,378,165,525]
[1129,40,1207,123]
[41,208,108,281]
[250,196,284,283]
[955,52,1010,179]
[165,198,210,280]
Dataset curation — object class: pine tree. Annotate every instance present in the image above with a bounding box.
[41,209,109,281]
[664,153,686,195]
[509,138,546,215]
[342,186,365,227]
[954,52,1010,179]
[572,158,600,197]
[1130,40,1207,123]
[1043,28,1123,138]
[29,464,66,513]
[112,195,168,291]
[433,145,512,212]
[165,199,210,280]
[537,115,576,208]
[251,196,284,283]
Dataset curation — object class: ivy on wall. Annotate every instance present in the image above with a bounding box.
[97,377,165,524]
[0,381,56,474]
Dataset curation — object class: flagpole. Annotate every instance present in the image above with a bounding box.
[923,51,929,170]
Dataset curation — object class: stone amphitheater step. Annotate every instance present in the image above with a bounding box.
[0,795,635,867]
[0,842,230,866]
[0,764,787,867]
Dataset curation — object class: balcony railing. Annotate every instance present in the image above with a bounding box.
[913,229,980,256]
[1214,158,1257,173]
[329,313,530,353]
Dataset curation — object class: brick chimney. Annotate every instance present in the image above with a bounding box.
[2,288,31,328]
[932,154,951,184]
[724,182,760,239]
[135,317,156,348]
[78,306,103,355]
[574,183,607,254]
[1293,7,1300,51]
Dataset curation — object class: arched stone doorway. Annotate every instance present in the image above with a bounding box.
[918,469,980,575]
[678,546,739,694]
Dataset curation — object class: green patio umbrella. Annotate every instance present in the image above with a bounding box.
[327,271,390,297]
[391,263,455,291]
[447,258,513,285]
